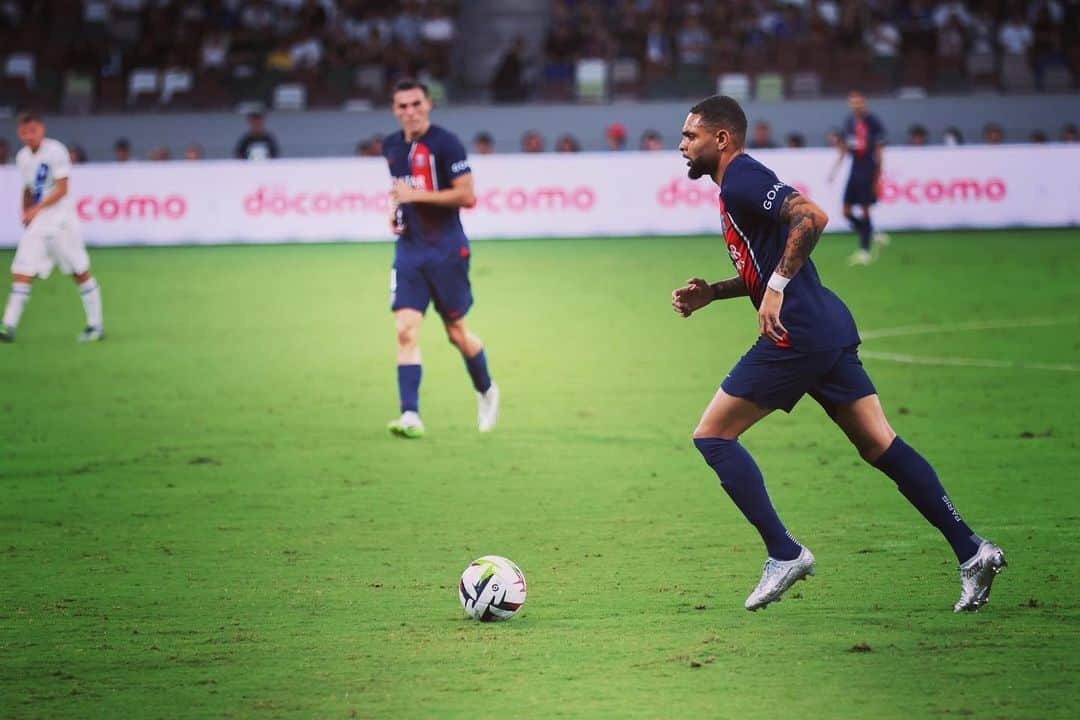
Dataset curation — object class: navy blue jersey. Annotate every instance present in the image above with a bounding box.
[718,154,859,351]
[383,124,471,257]
[842,113,885,179]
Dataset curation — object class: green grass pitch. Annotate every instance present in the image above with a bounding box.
[2,230,1078,719]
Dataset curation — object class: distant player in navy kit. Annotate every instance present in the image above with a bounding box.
[672,95,1005,612]
[383,79,498,438]
[829,91,888,265]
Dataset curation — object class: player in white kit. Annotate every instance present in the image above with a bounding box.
[1,110,104,343]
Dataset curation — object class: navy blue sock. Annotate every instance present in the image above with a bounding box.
[464,349,492,394]
[397,364,421,413]
[849,214,871,250]
[694,437,802,561]
[873,437,981,563]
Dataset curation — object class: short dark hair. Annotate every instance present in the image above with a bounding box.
[689,95,747,147]
[114,137,130,150]
[392,78,429,97]
[16,109,42,125]
[474,131,493,145]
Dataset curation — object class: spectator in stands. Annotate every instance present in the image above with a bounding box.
[0,138,9,164]
[148,146,172,162]
[644,18,673,73]
[676,9,710,69]
[291,26,325,70]
[473,132,495,155]
[1029,130,1048,144]
[235,112,280,160]
[1060,123,1079,142]
[749,120,777,149]
[825,128,843,149]
[492,35,528,103]
[1031,3,1067,90]
[521,130,545,153]
[69,145,89,163]
[114,138,132,162]
[605,123,627,151]
[998,11,1033,56]
[640,129,664,151]
[943,126,965,145]
[907,124,929,145]
[933,2,972,29]
[982,123,1005,144]
[785,132,806,148]
[555,133,581,153]
[184,144,204,160]
[356,139,375,156]
[865,12,901,81]
[369,133,384,156]
[420,3,456,47]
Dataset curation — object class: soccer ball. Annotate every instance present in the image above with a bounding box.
[458,555,527,621]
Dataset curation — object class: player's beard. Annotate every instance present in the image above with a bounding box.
[686,155,715,180]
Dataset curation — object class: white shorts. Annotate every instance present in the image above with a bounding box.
[11,220,90,279]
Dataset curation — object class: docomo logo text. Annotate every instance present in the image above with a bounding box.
[471,186,596,213]
[76,194,187,222]
[244,186,392,216]
[657,178,811,208]
[880,176,1006,204]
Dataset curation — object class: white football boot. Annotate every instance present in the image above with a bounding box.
[847,249,873,266]
[954,541,1007,612]
[745,546,816,611]
[477,382,499,432]
[387,410,425,439]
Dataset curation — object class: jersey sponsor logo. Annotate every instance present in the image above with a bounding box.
[762,182,789,211]
[878,175,1007,205]
[243,186,391,216]
[450,160,470,174]
[77,193,188,221]
[33,163,50,204]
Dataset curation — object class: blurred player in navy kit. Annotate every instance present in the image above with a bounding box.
[383,79,498,438]
[829,91,889,265]
[672,95,1004,613]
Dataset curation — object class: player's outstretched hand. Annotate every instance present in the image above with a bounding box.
[759,288,787,343]
[672,277,713,318]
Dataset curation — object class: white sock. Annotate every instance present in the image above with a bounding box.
[3,281,31,329]
[78,277,103,329]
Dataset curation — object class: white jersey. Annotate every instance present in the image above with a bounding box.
[16,137,76,231]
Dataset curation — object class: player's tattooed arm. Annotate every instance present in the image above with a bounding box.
[22,187,31,211]
[672,277,746,318]
[775,192,828,279]
[710,276,748,300]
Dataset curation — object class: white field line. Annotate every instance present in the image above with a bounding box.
[860,350,1080,373]
[860,316,1080,373]
[860,316,1080,341]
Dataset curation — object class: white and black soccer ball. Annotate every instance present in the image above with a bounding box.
[458,555,527,621]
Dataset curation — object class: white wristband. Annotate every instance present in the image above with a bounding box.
[767,272,791,293]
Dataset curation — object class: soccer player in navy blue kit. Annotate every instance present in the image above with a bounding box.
[829,91,888,265]
[383,79,498,438]
[672,96,1005,612]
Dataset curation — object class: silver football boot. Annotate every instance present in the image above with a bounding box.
[745,546,816,611]
[954,540,1007,612]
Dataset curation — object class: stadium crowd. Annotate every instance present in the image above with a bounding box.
[533,0,1080,99]
[0,0,459,111]
[0,0,1077,115]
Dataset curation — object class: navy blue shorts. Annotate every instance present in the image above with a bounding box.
[391,249,473,321]
[843,176,877,207]
[721,341,877,414]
